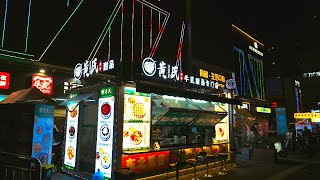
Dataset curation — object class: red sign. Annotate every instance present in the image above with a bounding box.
[32,74,53,95]
[122,151,169,173]
[0,72,10,89]
[272,102,278,108]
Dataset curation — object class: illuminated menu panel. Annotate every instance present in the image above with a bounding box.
[63,102,79,170]
[95,87,115,179]
[123,87,151,151]
[32,104,54,164]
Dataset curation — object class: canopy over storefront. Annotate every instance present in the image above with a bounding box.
[0,88,57,106]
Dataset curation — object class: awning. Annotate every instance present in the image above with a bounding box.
[235,108,256,120]
[0,88,57,106]
[135,80,242,105]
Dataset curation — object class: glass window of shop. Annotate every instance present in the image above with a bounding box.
[151,94,229,148]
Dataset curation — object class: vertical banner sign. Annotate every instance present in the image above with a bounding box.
[276,108,287,137]
[64,102,79,170]
[95,87,115,179]
[32,104,54,164]
[123,87,151,151]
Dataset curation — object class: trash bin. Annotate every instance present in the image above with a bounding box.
[114,168,135,180]
[42,164,55,180]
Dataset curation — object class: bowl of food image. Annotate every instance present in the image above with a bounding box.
[100,124,111,141]
[133,103,146,119]
[70,107,78,118]
[101,102,111,119]
[130,130,143,145]
[36,126,43,134]
[101,153,111,169]
[33,143,42,153]
[69,125,76,139]
[42,133,51,144]
[67,147,75,160]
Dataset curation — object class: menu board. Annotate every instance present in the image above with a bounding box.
[192,112,227,126]
[156,110,199,126]
[32,104,54,164]
[64,102,79,170]
[95,87,115,179]
[123,87,151,151]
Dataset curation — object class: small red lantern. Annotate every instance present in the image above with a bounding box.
[179,71,184,81]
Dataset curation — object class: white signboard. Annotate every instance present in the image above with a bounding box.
[64,102,79,169]
[74,58,115,80]
[95,95,115,179]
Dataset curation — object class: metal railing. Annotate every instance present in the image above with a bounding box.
[0,152,42,180]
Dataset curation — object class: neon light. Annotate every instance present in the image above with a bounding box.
[141,4,144,59]
[0,48,34,57]
[87,0,123,61]
[108,28,111,61]
[1,0,9,47]
[150,8,152,48]
[136,0,170,58]
[248,56,260,98]
[67,0,70,7]
[25,0,32,52]
[121,3,123,62]
[38,0,84,61]
[176,21,185,71]
[0,52,36,61]
[132,0,134,62]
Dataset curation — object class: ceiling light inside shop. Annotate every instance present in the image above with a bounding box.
[39,69,45,73]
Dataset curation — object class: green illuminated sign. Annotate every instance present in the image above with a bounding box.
[99,86,115,98]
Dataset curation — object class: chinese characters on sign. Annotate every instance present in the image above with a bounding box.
[122,151,169,173]
[74,58,115,80]
[0,72,10,89]
[303,71,320,78]
[64,81,83,94]
[32,74,53,95]
[142,58,226,90]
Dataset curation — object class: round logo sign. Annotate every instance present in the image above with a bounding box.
[74,63,83,80]
[226,79,236,89]
[142,57,156,76]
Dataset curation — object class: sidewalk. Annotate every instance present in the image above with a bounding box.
[52,152,319,180]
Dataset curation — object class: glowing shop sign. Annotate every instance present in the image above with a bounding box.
[32,74,53,95]
[64,102,79,170]
[256,107,271,113]
[249,45,263,56]
[0,72,10,89]
[303,71,320,78]
[74,58,115,80]
[95,87,115,179]
[142,58,225,90]
[294,113,320,119]
[122,151,169,173]
[123,87,151,151]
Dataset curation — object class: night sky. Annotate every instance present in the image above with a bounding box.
[1,0,319,77]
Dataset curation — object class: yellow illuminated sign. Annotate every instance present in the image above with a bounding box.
[294,113,320,119]
[199,69,209,79]
[210,72,225,83]
[256,107,271,113]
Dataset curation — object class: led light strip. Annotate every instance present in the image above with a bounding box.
[87,0,124,61]
[38,0,84,61]
[25,0,32,52]
[1,0,9,47]
[141,4,144,59]
[248,55,260,98]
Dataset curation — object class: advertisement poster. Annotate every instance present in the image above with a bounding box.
[122,151,169,173]
[64,102,79,170]
[95,87,115,179]
[215,123,227,140]
[32,104,54,164]
[123,87,151,151]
